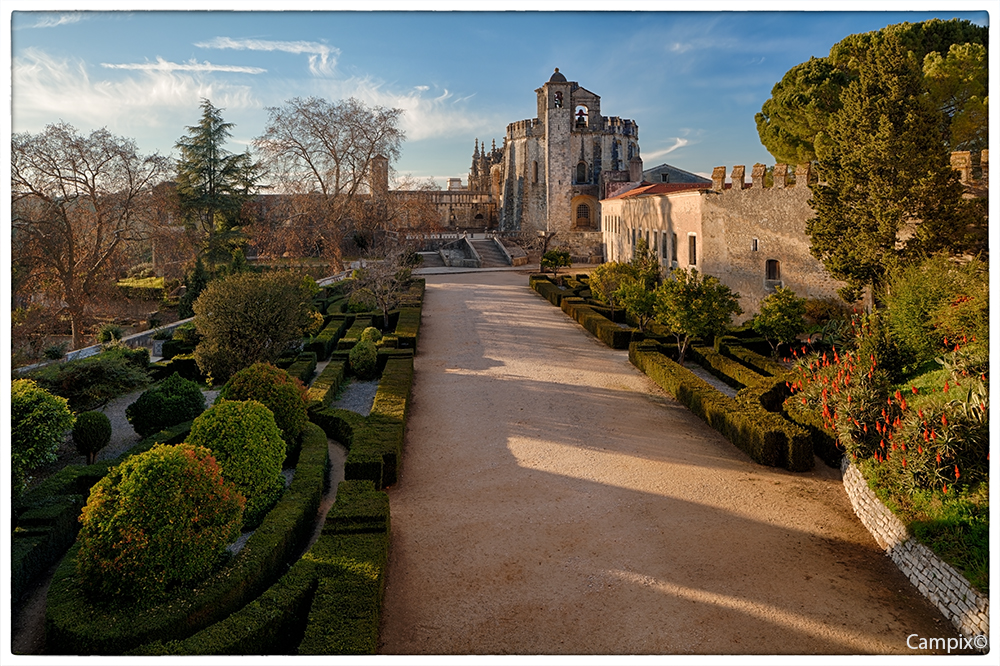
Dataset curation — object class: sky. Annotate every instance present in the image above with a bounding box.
[4,2,994,190]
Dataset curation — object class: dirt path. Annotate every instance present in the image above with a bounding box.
[378,271,954,655]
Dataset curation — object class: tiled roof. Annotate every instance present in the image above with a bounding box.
[603,182,710,200]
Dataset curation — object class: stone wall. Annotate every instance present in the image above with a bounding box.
[841,461,989,643]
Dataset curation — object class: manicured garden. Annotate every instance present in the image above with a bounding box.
[11,269,426,655]
[530,253,988,594]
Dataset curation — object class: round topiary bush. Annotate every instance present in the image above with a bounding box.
[125,372,206,439]
[361,326,383,344]
[73,410,112,465]
[11,379,75,495]
[186,399,286,527]
[349,339,378,379]
[218,363,308,444]
[76,443,245,600]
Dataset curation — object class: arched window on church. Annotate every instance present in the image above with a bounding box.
[554,92,563,108]
[576,203,591,229]
[576,161,587,184]
[575,106,588,128]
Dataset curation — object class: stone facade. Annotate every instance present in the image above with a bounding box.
[841,461,989,645]
[496,68,643,257]
[601,167,848,321]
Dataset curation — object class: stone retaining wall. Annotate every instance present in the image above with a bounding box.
[841,461,989,642]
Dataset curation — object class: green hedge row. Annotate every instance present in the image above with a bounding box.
[530,278,566,306]
[310,355,413,489]
[45,422,329,654]
[559,297,637,349]
[337,315,376,350]
[12,422,191,603]
[160,338,196,360]
[306,316,353,361]
[686,345,773,391]
[394,307,421,350]
[781,390,843,468]
[715,337,789,378]
[306,361,346,409]
[286,351,318,384]
[629,341,813,471]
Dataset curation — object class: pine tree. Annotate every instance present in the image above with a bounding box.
[806,31,965,304]
[175,99,260,268]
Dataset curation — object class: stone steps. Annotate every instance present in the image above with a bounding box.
[470,240,510,268]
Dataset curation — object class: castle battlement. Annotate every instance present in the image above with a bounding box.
[506,118,542,140]
[710,150,989,192]
[601,116,637,136]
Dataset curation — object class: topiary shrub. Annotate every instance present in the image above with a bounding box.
[360,326,383,344]
[72,411,112,465]
[186,399,286,528]
[11,379,76,496]
[76,443,245,600]
[126,372,207,439]
[349,340,378,380]
[218,363,308,444]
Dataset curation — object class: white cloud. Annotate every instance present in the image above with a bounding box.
[195,37,339,76]
[20,13,85,29]
[13,47,259,147]
[101,57,266,74]
[642,138,690,161]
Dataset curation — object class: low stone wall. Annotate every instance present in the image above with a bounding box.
[841,461,989,642]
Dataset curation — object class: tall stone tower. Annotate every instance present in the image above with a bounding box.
[498,68,641,257]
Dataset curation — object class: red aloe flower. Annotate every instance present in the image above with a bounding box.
[911,385,919,395]
[901,458,906,468]
[943,484,948,494]
[942,414,948,426]
[954,465,960,479]
[936,452,941,464]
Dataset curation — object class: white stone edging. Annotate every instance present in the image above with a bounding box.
[841,460,989,642]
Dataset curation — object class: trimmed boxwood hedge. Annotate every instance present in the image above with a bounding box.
[310,355,412,489]
[715,336,790,378]
[559,297,638,349]
[394,307,421,350]
[337,315,376,351]
[686,345,771,391]
[306,316,352,361]
[286,352,318,384]
[149,354,204,383]
[45,421,329,654]
[629,341,813,471]
[306,360,346,409]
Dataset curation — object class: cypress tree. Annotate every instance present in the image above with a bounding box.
[806,31,965,304]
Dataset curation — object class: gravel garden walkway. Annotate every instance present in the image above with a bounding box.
[378,270,955,655]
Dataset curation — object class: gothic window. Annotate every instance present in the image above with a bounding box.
[554,92,563,108]
[577,161,587,183]
[688,234,697,266]
[576,203,591,228]
[766,259,781,281]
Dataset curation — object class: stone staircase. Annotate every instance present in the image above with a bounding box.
[470,239,510,268]
[417,251,446,268]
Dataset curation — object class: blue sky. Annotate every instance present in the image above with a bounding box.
[6,2,992,187]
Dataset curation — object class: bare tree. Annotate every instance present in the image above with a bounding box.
[253,97,404,268]
[12,123,171,349]
[350,237,418,331]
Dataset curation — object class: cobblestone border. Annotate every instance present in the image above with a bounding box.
[841,460,989,642]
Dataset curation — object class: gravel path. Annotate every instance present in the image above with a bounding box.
[377,271,954,655]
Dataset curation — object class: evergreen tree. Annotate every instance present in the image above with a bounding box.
[175,99,261,268]
[806,31,966,304]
